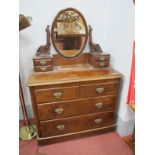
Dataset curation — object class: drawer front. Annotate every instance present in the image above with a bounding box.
[40,117,80,137]
[34,65,53,72]
[93,61,109,68]
[38,100,78,121]
[80,82,119,98]
[79,111,115,131]
[95,55,110,62]
[35,86,79,103]
[79,95,118,115]
[37,95,117,121]
[33,58,52,66]
[39,111,115,137]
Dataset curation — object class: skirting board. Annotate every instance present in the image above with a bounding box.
[19,104,135,137]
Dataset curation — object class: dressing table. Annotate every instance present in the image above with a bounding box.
[27,8,122,145]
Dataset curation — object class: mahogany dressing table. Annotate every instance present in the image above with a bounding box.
[27,8,122,145]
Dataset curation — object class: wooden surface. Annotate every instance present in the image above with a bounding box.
[27,64,122,86]
[27,55,122,145]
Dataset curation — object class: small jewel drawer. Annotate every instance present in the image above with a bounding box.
[33,58,53,66]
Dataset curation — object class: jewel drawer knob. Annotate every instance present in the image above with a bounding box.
[40,66,47,71]
[94,118,102,124]
[99,62,105,67]
[40,59,46,65]
[99,57,105,62]
[95,103,103,109]
[96,87,104,94]
[56,124,65,131]
[53,92,62,98]
[54,107,64,114]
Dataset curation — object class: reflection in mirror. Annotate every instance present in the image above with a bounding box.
[52,8,88,58]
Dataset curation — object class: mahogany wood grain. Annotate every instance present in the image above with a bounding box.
[37,95,118,121]
[34,65,53,72]
[27,66,122,86]
[80,82,119,98]
[33,58,52,66]
[34,86,79,103]
[38,125,116,145]
[53,53,89,66]
[39,111,115,138]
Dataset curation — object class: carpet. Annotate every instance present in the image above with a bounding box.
[19,132,134,155]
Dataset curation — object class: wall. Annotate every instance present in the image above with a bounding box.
[19,0,135,136]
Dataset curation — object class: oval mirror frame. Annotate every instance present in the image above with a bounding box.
[51,8,88,58]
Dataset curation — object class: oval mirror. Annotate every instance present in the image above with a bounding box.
[51,8,88,58]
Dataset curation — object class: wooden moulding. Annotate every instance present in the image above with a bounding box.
[51,7,89,58]
[38,125,116,145]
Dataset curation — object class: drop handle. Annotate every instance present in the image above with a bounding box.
[54,107,64,115]
[99,62,105,67]
[99,57,106,62]
[94,118,102,124]
[96,87,104,94]
[56,124,65,131]
[40,59,46,65]
[53,92,62,98]
[40,66,47,71]
[95,103,103,109]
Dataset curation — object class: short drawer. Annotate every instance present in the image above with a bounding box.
[40,117,80,137]
[95,55,110,62]
[80,82,119,98]
[79,111,115,131]
[38,100,78,121]
[33,58,52,66]
[35,86,79,103]
[93,61,110,68]
[34,65,53,72]
[79,95,118,115]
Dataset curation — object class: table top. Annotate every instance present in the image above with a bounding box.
[27,64,122,87]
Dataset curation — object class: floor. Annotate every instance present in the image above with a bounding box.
[19,132,134,155]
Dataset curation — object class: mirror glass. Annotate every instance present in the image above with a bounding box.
[51,8,88,58]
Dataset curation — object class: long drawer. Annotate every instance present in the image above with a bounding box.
[39,111,115,138]
[37,95,118,121]
[34,86,79,103]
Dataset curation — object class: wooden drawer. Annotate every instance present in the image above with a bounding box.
[94,55,110,62]
[38,100,78,121]
[92,61,109,68]
[80,82,119,98]
[79,111,115,131]
[39,111,115,138]
[35,86,79,103]
[34,65,53,72]
[37,95,117,121]
[79,95,118,115]
[33,58,52,66]
[40,117,80,137]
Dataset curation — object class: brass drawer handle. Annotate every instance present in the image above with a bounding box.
[40,59,46,65]
[53,92,62,98]
[99,57,105,62]
[95,103,103,109]
[99,62,105,67]
[96,87,104,94]
[54,108,64,115]
[56,124,65,131]
[94,118,102,124]
[40,66,47,71]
